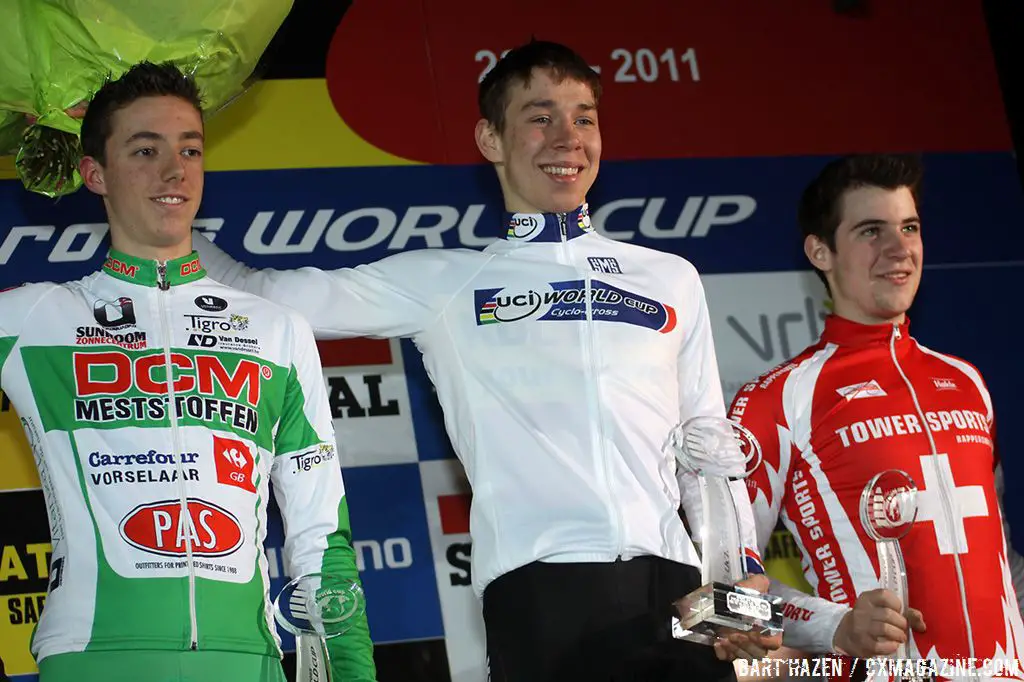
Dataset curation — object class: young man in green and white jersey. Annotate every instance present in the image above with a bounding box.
[0,62,376,682]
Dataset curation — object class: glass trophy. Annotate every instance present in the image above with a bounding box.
[859,470,928,680]
[273,572,366,682]
[665,415,784,645]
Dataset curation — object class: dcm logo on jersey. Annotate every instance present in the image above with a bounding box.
[71,351,273,434]
[474,279,677,333]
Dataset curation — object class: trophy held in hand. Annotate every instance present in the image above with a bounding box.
[664,416,784,645]
[273,572,366,682]
[859,470,930,681]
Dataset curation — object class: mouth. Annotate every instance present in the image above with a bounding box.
[151,195,187,206]
[877,270,913,285]
[540,164,584,180]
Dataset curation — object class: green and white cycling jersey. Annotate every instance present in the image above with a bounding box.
[0,249,376,681]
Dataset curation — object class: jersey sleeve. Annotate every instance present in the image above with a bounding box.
[0,283,52,377]
[728,372,792,559]
[674,266,765,575]
[729,366,852,653]
[269,312,377,681]
[193,229,471,340]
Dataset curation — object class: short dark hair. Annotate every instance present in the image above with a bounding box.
[80,61,203,164]
[478,40,602,133]
[798,154,923,290]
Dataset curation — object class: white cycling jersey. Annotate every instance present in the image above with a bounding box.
[194,203,765,595]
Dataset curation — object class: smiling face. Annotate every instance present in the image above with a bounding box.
[475,68,601,214]
[806,185,923,325]
[80,95,204,261]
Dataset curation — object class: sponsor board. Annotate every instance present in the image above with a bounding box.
[3,154,1023,290]
[264,463,444,649]
[321,339,419,467]
[0,491,50,679]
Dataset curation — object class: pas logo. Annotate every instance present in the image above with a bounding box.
[195,295,228,312]
[933,377,958,391]
[474,279,676,334]
[213,435,256,493]
[119,498,244,557]
[836,380,887,401]
[93,297,136,329]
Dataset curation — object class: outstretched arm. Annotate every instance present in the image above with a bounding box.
[193,229,476,340]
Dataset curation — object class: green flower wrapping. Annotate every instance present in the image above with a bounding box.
[0,0,293,197]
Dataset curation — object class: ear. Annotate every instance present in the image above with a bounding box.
[804,234,834,274]
[79,155,108,197]
[474,118,504,164]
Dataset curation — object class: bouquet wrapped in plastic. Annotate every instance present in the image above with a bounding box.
[0,0,293,197]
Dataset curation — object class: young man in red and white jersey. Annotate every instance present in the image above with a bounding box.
[722,154,1024,680]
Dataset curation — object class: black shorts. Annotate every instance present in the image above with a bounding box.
[482,555,737,682]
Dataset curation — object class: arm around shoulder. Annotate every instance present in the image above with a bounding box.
[193,229,471,340]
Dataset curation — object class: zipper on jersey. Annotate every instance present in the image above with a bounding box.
[888,323,974,659]
[157,260,199,650]
[562,211,623,558]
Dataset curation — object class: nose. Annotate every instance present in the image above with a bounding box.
[161,153,186,182]
[550,115,581,150]
[879,227,913,258]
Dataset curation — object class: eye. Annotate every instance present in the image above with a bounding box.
[902,223,920,234]
[133,147,155,157]
[860,226,878,237]
[530,115,551,124]
[576,117,596,126]
[182,148,203,158]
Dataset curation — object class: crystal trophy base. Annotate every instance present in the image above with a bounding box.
[671,582,784,645]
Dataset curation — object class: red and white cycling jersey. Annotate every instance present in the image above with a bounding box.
[728,315,1024,680]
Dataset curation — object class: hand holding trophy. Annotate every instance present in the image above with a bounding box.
[664,416,784,646]
[859,470,928,681]
[273,573,367,682]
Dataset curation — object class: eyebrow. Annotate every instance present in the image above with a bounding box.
[850,216,920,230]
[520,99,597,112]
[124,130,205,145]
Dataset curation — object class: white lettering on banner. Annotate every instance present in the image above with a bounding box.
[0,225,56,265]
[591,195,756,239]
[354,538,413,570]
[243,205,495,255]
[193,218,225,241]
[50,224,109,262]
[246,209,336,254]
[324,208,394,251]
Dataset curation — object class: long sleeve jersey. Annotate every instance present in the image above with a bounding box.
[0,250,376,681]
[728,314,1024,680]
[192,202,765,596]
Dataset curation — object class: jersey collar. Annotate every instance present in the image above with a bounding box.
[821,314,912,347]
[502,203,594,243]
[101,248,207,288]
